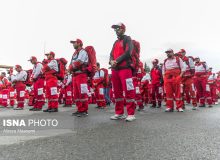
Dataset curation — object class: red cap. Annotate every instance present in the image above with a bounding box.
[15,65,21,69]
[45,51,55,57]
[179,49,186,53]
[165,48,174,53]
[28,56,37,61]
[70,39,83,46]
[111,22,126,30]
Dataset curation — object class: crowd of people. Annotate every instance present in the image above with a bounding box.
[0,22,220,122]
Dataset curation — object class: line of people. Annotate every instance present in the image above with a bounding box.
[0,22,220,122]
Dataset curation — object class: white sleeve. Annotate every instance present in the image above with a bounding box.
[189,58,195,69]
[77,50,88,63]
[179,59,186,72]
[33,63,43,79]
[15,71,27,81]
[48,60,58,72]
[99,70,105,78]
[162,65,165,75]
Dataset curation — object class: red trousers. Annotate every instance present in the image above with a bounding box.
[9,88,15,106]
[182,77,197,106]
[65,85,73,105]
[111,69,136,115]
[94,84,106,107]
[15,82,26,108]
[1,89,9,107]
[194,76,211,105]
[151,83,162,106]
[209,83,218,104]
[0,90,2,106]
[33,78,45,109]
[46,77,58,109]
[72,73,88,112]
[134,79,144,109]
[164,69,183,109]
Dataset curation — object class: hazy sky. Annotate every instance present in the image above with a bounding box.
[0,0,220,72]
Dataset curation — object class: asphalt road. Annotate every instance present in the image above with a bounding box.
[0,103,220,160]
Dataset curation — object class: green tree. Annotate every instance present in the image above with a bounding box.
[144,62,150,73]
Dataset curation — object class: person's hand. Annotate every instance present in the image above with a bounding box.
[110,60,117,67]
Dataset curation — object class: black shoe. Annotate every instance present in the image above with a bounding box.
[72,111,80,116]
[106,102,111,106]
[43,109,51,112]
[208,105,213,108]
[63,104,72,107]
[95,106,101,108]
[199,104,206,107]
[48,108,58,112]
[137,108,144,111]
[150,105,156,108]
[29,108,35,111]
[32,108,42,111]
[77,111,88,117]
[157,104,162,108]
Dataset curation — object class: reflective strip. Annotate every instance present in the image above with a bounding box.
[17,101,24,103]
[175,98,183,101]
[166,98,174,100]
[200,97,205,100]
[206,97,212,100]
[115,98,124,102]
[126,99,135,103]
[80,98,88,102]
[48,99,58,102]
[136,100,142,102]
[191,96,196,99]
[75,99,80,102]
[37,100,45,102]
[96,99,106,102]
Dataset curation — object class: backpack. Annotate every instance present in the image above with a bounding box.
[24,69,32,87]
[100,68,109,87]
[56,58,68,81]
[121,38,141,75]
[130,40,141,74]
[85,46,97,78]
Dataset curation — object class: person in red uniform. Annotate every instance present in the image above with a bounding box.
[194,57,212,107]
[109,22,136,122]
[69,38,89,117]
[177,49,197,110]
[10,65,27,110]
[43,51,59,112]
[28,56,45,111]
[93,62,106,109]
[7,82,15,107]
[63,71,73,107]
[134,64,145,111]
[141,73,151,106]
[0,72,9,107]
[163,49,186,112]
[207,68,218,105]
[150,59,163,108]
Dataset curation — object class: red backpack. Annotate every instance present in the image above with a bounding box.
[100,68,109,87]
[130,40,141,74]
[56,58,68,81]
[85,46,97,77]
[121,38,141,75]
